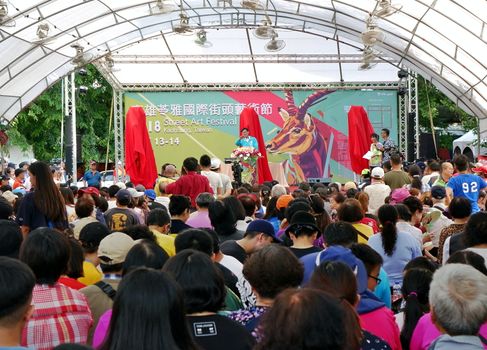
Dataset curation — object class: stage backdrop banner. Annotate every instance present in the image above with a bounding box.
[124,90,398,184]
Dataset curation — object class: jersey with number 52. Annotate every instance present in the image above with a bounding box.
[447,174,487,213]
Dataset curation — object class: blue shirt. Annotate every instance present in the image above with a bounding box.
[368,231,422,286]
[235,136,258,149]
[84,170,102,187]
[374,268,392,308]
[447,173,487,213]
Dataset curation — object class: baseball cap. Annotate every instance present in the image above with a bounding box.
[135,184,146,192]
[361,169,370,176]
[116,189,132,203]
[285,211,320,236]
[390,188,410,205]
[210,158,221,170]
[127,187,144,198]
[79,222,110,249]
[472,165,487,175]
[431,186,446,199]
[276,194,294,210]
[98,232,135,265]
[1,191,17,205]
[144,189,156,200]
[115,182,126,190]
[371,167,385,179]
[78,187,100,197]
[343,181,357,191]
[0,175,9,181]
[246,219,281,243]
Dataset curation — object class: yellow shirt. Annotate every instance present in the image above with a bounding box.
[151,229,176,257]
[154,176,176,197]
[353,223,374,243]
[78,260,102,285]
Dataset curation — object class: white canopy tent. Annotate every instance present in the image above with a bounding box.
[0,0,486,129]
[452,130,487,160]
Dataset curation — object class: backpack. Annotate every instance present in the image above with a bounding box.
[94,281,116,300]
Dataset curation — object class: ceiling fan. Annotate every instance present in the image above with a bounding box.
[0,0,15,27]
[31,23,56,45]
[374,0,402,18]
[361,16,385,46]
[241,0,263,10]
[265,33,285,52]
[253,15,275,39]
[149,0,177,14]
[173,12,193,35]
[71,43,94,68]
[194,29,212,48]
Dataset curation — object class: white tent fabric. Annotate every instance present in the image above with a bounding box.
[0,0,486,122]
[452,130,487,158]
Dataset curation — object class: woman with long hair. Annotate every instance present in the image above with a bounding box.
[368,205,422,286]
[60,187,76,223]
[99,268,198,350]
[209,200,242,242]
[16,161,68,237]
[398,269,433,350]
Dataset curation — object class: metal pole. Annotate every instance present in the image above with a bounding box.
[71,72,77,183]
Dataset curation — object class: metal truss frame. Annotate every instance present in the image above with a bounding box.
[408,71,419,160]
[63,72,77,183]
[113,90,125,182]
[398,91,408,159]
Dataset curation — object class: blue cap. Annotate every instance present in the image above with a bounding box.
[144,189,156,200]
[246,219,281,243]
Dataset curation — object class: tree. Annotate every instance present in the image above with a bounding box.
[6,65,114,164]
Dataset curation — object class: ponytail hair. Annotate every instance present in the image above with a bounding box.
[400,269,433,350]
[378,205,398,256]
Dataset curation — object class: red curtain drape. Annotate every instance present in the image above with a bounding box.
[125,106,158,188]
[239,107,273,183]
[348,106,375,174]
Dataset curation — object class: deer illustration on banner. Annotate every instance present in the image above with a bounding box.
[266,90,335,183]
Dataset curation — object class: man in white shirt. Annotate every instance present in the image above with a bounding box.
[364,167,391,214]
[200,155,223,197]
[210,158,233,198]
[422,161,440,187]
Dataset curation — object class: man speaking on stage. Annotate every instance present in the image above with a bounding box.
[235,127,259,149]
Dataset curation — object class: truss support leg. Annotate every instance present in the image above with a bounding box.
[64,72,77,183]
[408,71,419,160]
[113,90,125,182]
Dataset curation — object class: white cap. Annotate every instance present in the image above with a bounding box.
[210,158,221,170]
[127,187,144,198]
[371,167,385,179]
[115,182,126,189]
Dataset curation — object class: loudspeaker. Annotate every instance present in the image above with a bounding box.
[407,112,415,161]
[419,133,438,160]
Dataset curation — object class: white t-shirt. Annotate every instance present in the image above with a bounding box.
[220,254,256,308]
[396,221,423,246]
[466,247,487,267]
[201,170,223,196]
[364,183,391,214]
[219,173,233,194]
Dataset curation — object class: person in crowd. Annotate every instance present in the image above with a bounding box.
[209,158,233,198]
[12,168,26,190]
[337,198,373,243]
[222,196,247,229]
[60,187,77,223]
[285,211,322,258]
[228,245,303,336]
[304,245,400,349]
[235,127,258,149]
[424,187,453,258]
[422,161,440,188]
[78,187,107,225]
[263,196,280,232]
[78,222,109,285]
[72,197,98,239]
[395,203,423,246]
[369,132,383,168]
[154,163,177,197]
[437,197,471,263]
[84,160,101,188]
[163,250,255,350]
[368,205,422,286]
[144,189,164,211]
[447,155,487,213]
[397,268,433,350]
[163,157,213,207]
[378,128,396,164]
[80,232,135,343]
[424,264,487,349]
[106,185,120,210]
[220,219,279,264]
[0,196,13,220]
[59,239,86,290]
[478,190,487,211]
[16,161,68,236]
[186,192,214,228]
[126,188,147,224]
[168,195,192,234]
[19,228,92,349]
[308,260,395,350]
[209,200,243,242]
[408,164,429,193]
[270,183,286,198]
[0,257,35,350]
[384,153,411,191]
[256,289,354,350]
[459,211,487,263]
[410,252,487,350]
[122,225,156,242]
[0,220,23,258]
[329,191,346,221]
[200,154,223,197]
[97,268,198,350]
[237,194,257,230]
[350,243,391,309]
[103,189,139,231]
[147,207,176,256]
[433,161,454,188]
[308,193,331,235]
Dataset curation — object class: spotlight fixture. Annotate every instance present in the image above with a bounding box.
[398,86,407,96]
[397,69,408,79]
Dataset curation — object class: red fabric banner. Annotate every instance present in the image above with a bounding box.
[348,106,375,175]
[238,107,273,183]
[125,106,158,188]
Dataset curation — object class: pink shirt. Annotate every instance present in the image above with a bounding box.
[93,309,112,348]
[410,313,487,350]
[360,306,402,350]
[186,210,213,229]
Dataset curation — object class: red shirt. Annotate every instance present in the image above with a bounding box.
[165,172,213,207]
[59,276,86,290]
[361,217,380,234]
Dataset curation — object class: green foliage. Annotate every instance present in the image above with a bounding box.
[6,65,114,164]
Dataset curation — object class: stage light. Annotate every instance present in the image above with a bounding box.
[398,86,407,96]
[78,68,88,76]
[78,86,89,94]
[397,69,408,79]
